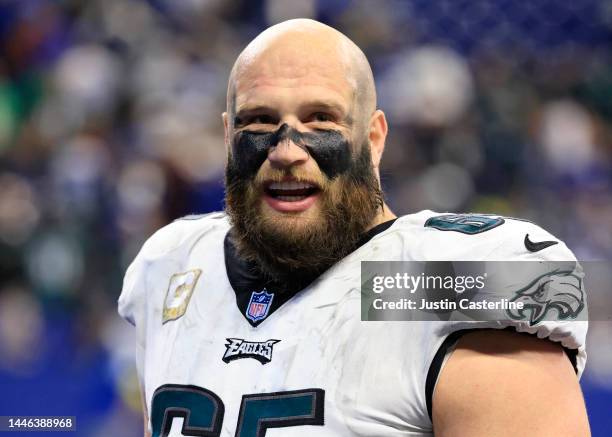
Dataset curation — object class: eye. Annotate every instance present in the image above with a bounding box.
[250,114,276,125]
[234,114,277,128]
[309,112,334,123]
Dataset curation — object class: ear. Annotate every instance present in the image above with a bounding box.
[222,112,231,153]
[368,109,388,170]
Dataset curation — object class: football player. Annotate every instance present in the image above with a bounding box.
[119,19,590,436]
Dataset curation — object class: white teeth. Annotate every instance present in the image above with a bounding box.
[276,195,307,201]
[268,181,314,190]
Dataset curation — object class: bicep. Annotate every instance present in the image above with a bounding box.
[432,330,590,437]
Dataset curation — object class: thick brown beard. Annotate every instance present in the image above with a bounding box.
[225,143,383,281]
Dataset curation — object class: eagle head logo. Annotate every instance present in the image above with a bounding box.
[506,269,585,326]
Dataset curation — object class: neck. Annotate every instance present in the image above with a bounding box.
[366,202,396,231]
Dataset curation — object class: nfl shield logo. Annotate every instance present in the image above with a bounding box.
[246,289,274,323]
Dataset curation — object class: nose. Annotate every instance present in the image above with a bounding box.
[267,128,310,169]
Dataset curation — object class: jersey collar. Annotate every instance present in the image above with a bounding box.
[224,218,398,327]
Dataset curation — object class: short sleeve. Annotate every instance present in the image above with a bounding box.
[424,220,588,421]
[118,245,150,416]
[118,250,148,328]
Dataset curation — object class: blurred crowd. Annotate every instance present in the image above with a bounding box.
[0,0,611,435]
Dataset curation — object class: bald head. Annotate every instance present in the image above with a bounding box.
[226,19,376,129]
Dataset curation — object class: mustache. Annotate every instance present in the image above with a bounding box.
[253,167,329,190]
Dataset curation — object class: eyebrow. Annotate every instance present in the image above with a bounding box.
[304,102,353,124]
[235,100,350,121]
[300,99,347,114]
[234,105,278,118]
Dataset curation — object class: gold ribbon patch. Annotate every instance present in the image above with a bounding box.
[162,269,202,323]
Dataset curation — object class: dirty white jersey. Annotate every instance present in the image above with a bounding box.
[118,210,587,437]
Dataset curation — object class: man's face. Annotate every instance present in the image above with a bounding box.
[224,44,382,277]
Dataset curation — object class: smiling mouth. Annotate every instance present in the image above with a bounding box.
[264,180,321,202]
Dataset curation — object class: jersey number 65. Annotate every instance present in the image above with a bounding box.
[151,384,325,437]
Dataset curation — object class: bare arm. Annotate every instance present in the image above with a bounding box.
[432,330,590,437]
[143,410,151,437]
[141,386,151,437]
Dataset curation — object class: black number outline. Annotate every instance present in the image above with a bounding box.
[234,388,325,437]
[152,384,225,437]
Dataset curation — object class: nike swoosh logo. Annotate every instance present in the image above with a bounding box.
[524,234,559,252]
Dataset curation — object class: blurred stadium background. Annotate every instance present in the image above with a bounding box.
[0,0,611,435]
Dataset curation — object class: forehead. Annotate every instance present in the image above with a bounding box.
[233,42,356,112]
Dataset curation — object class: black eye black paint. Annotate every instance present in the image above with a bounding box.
[230,123,352,179]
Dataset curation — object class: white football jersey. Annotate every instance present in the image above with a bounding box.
[118,210,587,437]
